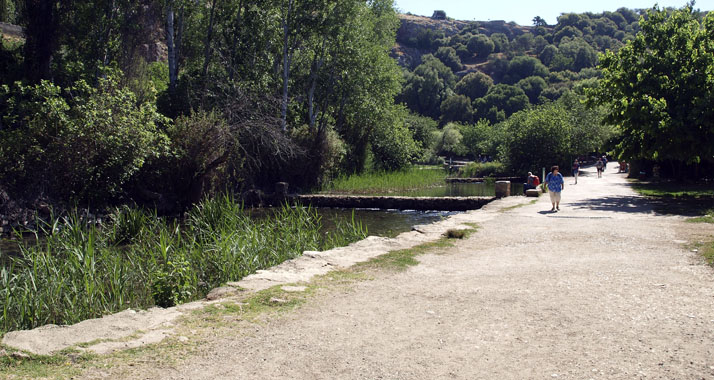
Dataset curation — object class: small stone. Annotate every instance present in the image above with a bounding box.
[426,310,435,315]
[269,297,288,304]
[177,336,189,343]
[551,374,558,378]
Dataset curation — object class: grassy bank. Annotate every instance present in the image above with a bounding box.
[323,166,447,194]
[0,195,366,334]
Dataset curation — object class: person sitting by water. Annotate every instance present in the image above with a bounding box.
[523,172,540,193]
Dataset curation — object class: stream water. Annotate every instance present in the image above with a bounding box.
[374,182,525,197]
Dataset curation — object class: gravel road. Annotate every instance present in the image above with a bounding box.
[82,165,714,380]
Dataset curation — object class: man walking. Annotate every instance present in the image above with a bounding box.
[545,165,565,212]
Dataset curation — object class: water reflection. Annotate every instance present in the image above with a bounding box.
[249,207,454,238]
[371,182,524,197]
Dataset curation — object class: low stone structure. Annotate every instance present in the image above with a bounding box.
[291,194,493,211]
[525,188,541,197]
[494,181,511,198]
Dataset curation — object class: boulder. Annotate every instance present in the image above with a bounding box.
[525,188,541,197]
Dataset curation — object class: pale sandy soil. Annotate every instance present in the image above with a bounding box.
[79,165,714,380]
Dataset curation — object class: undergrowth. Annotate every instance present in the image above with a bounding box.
[0,195,367,335]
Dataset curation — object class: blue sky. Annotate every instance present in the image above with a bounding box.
[394,0,714,26]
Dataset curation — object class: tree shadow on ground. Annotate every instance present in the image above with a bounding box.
[568,195,714,216]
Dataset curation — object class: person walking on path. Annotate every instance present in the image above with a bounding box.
[545,165,565,212]
[595,158,604,178]
[601,156,608,175]
[572,159,580,184]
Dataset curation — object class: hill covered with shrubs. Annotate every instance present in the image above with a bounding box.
[392,8,645,124]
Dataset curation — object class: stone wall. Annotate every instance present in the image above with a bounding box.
[290,194,494,211]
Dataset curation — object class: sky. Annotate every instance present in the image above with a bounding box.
[394,0,714,26]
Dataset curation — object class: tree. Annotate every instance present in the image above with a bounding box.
[400,54,455,118]
[503,55,549,84]
[533,16,547,27]
[490,33,509,53]
[588,4,714,167]
[434,46,463,72]
[499,102,572,173]
[516,76,547,104]
[473,84,529,123]
[440,94,473,124]
[454,71,493,100]
[466,34,494,58]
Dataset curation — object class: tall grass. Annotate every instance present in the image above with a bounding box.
[0,195,367,334]
[458,161,508,178]
[324,166,447,194]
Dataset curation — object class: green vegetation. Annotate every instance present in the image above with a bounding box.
[0,0,418,211]
[688,211,714,224]
[397,7,643,122]
[589,4,714,171]
[459,162,508,178]
[324,166,447,194]
[0,196,367,334]
[445,229,468,239]
[701,243,714,266]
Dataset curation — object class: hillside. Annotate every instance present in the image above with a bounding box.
[393,8,645,124]
[393,14,536,68]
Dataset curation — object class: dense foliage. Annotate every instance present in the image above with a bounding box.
[589,4,714,169]
[397,7,646,122]
[0,0,417,208]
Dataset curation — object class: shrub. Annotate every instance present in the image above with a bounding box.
[0,75,168,204]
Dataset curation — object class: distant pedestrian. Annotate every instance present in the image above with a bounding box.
[545,165,564,212]
[595,158,604,178]
[601,156,608,174]
[572,159,580,184]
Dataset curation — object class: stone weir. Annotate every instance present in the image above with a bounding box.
[288,194,494,211]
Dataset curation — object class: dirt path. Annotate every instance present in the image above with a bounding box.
[82,166,714,379]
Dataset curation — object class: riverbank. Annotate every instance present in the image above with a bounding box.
[4,165,714,379]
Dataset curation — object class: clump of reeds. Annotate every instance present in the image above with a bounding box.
[324,166,446,194]
[0,195,367,334]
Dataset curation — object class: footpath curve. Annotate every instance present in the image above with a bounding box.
[77,165,714,379]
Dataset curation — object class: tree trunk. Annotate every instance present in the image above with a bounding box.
[307,39,327,129]
[228,0,244,81]
[23,0,58,83]
[166,3,177,90]
[201,0,219,78]
[280,0,294,132]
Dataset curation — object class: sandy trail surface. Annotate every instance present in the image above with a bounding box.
[82,166,714,379]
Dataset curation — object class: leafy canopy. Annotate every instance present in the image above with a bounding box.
[588,3,714,164]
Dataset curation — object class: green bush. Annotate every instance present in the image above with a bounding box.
[0,75,168,204]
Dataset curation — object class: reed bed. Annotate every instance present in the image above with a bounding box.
[0,195,366,334]
[324,166,447,194]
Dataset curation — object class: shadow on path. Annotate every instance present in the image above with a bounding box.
[567,195,653,215]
